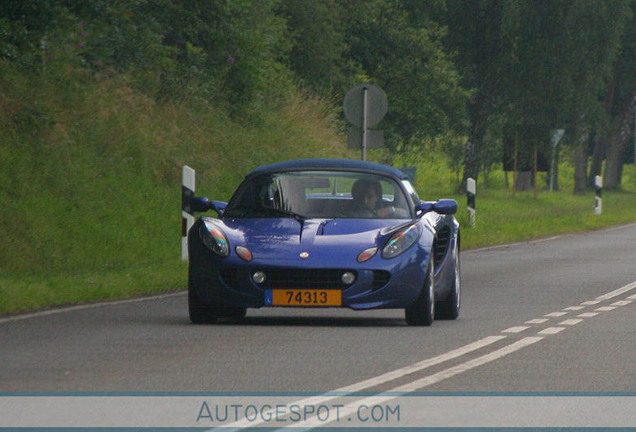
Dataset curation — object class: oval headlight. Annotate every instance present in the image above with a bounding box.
[381,224,421,259]
[199,221,230,257]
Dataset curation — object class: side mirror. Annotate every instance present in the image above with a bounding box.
[433,199,457,215]
[414,199,457,216]
[414,202,435,215]
[190,197,228,215]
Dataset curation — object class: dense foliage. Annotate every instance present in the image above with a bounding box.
[2,0,634,192]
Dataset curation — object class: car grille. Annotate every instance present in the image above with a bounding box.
[261,269,355,290]
[434,226,451,266]
[219,268,390,291]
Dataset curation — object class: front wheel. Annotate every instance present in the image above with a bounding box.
[405,258,434,326]
[435,246,460,320]
[188,274,247,324]
[188,280,219,324]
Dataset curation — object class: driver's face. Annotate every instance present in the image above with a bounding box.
[363,189,379,208]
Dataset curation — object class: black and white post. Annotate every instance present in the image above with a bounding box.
[181,166,196,261]
[467,178,476,227]
[594,175,602,216]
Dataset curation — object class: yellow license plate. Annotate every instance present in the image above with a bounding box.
[266,289,342,306]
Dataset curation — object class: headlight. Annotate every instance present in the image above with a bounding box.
[381,224,421,259]
[199,220,230,257]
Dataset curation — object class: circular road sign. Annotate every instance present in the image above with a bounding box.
[343,84,387,128]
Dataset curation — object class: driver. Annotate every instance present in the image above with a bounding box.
[351,179,409,218]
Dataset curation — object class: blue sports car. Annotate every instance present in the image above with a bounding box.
[186,159,460,326]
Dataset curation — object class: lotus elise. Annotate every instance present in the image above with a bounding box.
[186,159,460,326]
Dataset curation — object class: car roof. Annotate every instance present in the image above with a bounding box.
[246,158,410,180]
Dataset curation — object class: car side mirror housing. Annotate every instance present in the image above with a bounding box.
[433,199,458,215]
[190,197,227,215]
[415,202,435,215]
[415,199,457,216]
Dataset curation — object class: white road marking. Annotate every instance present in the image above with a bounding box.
[0,292,186,325]
[611,300,632,306]
[596,281,636,300]
[286,337,545,429]
[595,306,616,312]
[558,319,583,326]
[581,300,601,305]
[392,337,545,392]
[525,318,549,324]
[502,326,530,333]
[328,335,507,393]
[563,306,585,311]
[578,312,599,318]
[538,327,565,335]
[545,311,568,317]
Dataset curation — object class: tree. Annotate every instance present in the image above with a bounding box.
[599,0,635,189]
[277,0,354,94]
[340,0,469,148]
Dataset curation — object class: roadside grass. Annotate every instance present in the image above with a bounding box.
[454,188,636,249]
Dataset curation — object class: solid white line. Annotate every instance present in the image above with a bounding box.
[329,335,508,393]
[0,292,186,325]
[291,337,545,429]
[221,335,507,429]
[385,337,545,392]
[596,281,636,301]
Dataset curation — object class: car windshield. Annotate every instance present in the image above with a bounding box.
[224,171,413,219]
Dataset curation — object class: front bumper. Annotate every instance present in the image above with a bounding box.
[188,235,430,310]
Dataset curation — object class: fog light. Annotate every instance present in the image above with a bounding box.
[253,271,266,284]
[341,272,356,285]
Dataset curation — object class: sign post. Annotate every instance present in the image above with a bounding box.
[467,178,476,228]
[181,166,196,261]
[594,175,602,216]
[344,84,387,160]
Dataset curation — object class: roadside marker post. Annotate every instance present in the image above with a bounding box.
[594,175,602,216]
[467,178,476,227]
[182,166,196,261]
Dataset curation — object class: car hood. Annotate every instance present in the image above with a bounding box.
[217,217,406,265]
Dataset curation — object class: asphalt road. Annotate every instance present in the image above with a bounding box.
[1,223,635,394]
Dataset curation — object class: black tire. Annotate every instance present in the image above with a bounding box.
[188,275,247,324]
[188,280,220,324]
[435,246,460,320]
[220,307,247,321]
[405,258,435,326]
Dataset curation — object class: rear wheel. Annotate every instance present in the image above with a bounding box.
[405,258,434,326]
[435,246,460,320]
